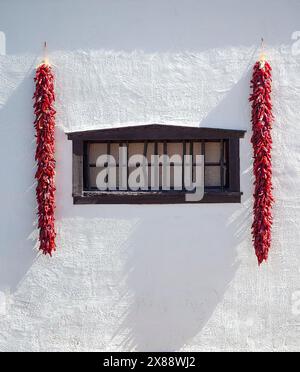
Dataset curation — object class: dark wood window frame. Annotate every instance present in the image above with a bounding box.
[67,124,246,204]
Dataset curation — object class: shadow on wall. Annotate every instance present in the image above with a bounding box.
[0,73,38,294]
[110,73,253,352]
[114,205,250,352]
[0,52,254,350]
[200,68,252,129]
[51,68,253,351]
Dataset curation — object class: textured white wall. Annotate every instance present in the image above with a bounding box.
[0,0,299,351]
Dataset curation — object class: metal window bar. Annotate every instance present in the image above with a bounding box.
[182,141,186,190]
[116,142,121,191]
[104,142,110,184]
[143,141,148,190]
[163,141,168,190]
[220,139,225,191]
[83,142,90,190]
[190,140,193,184]
[154,141,159,190]
[201,140,205,188]
[126,141,129,190]
[225,140,229,188]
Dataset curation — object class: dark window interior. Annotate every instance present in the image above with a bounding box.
[84,140,228,192]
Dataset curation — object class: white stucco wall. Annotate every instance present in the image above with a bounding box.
[0,0,299,352]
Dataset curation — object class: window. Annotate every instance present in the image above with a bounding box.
[67,124,245,204]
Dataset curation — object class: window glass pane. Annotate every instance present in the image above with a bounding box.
[170,166,183,190]
[110,143,119,163]
[158,142,164,156]
[205,142,221,163]
[88,143,107,164]
[146,143,154,162]
[193,142,201,161]
[205,165,221,187]
[146,165,162,189]
[168,142,183,157]
[128,167,145,190]
[89,166,119,189]
[128,143,144,158]
[186,142,191,160]
[89,167,105,189]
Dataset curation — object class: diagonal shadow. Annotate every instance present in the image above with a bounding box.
[0,72,38,294]
[114,210,243,351]
[111,72,253,351]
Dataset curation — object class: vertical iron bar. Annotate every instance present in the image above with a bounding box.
[118,142,123,191]
[190,140,193,183]
[201,140,205,188]
[154,142,159,190]
[83,142,90,191]
[182,141,186,191]
[163,141,167,190]
[220,139,224,191]
[143,141,148,191]
[105,142,111,186]
[126,141,129,191]
[143,141,148,158]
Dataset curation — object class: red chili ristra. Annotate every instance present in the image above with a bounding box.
[249,60,274,265]
[33,63,56,256]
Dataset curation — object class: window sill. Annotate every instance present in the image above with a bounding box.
[73,190,243,204]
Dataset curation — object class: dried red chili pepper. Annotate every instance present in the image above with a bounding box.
[33,63,56,256]
[249,60,274,264]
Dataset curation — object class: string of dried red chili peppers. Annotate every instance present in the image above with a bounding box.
[249,59,274,264]
[33,63,56,256]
